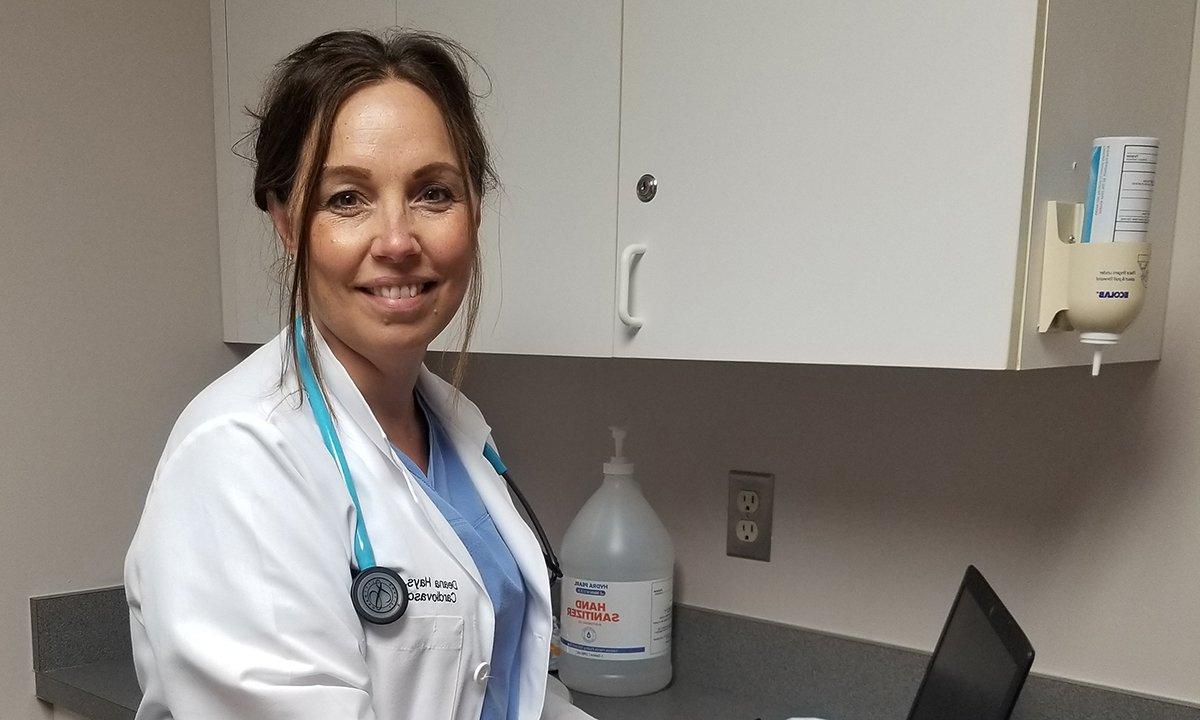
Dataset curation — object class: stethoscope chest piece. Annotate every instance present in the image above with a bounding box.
[352,566,409,624]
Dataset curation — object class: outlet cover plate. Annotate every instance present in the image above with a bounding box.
[726,470,774,561]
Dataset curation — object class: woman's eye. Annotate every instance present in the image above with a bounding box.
[327,191,362,212]
[420,185,452,205]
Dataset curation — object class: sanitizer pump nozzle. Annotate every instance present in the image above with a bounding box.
[604,426,634,475]
[1081,332,1121,377]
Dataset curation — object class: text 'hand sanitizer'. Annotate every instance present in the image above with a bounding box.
[557,427,675,697]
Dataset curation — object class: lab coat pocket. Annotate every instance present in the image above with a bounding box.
[366,614,465,718]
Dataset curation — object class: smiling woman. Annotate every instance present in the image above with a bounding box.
[251,31,494,399]
[124,30,591,720]
[268,78,480,459]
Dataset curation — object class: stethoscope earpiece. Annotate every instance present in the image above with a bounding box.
[351,566,410,624]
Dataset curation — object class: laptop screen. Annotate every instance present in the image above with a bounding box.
[906,566,1034,720]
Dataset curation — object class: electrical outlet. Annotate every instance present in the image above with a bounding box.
[727,470,774,561]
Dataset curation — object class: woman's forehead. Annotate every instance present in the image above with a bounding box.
[323,79,458,174]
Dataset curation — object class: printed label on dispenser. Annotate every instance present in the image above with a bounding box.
[560,577,672,661]
[1083,138,1158,244]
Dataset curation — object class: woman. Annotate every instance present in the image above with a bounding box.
[125,30,591,719]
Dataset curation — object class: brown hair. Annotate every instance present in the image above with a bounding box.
[248,29,495,397]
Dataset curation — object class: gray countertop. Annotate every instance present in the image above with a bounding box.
[31,588,1200,720]
[38,655,773,720]
[34,643,766,720]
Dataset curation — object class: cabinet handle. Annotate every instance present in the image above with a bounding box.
[618,244,647,328]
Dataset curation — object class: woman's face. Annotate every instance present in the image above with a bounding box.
[298,79,476,369]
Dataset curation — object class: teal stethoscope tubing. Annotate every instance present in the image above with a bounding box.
[293,317,563,583]
[295,318,377,571]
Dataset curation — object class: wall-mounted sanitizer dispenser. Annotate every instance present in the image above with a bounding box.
[1039,137,1157,376]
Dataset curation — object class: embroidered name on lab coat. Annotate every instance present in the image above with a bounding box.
[407,575,461,603]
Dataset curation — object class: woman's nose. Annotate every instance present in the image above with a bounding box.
[369,206,421,262]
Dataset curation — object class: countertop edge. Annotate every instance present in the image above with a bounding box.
[36,670,135,720]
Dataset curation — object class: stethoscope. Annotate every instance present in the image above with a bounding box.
[294,318,562,624]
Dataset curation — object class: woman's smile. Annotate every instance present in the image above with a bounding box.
[356,277,439,317]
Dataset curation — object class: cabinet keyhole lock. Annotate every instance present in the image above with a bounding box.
[636,173,657,202]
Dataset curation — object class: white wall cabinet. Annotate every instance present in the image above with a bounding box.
[214,1,1196,370]
[612,0,1194,369]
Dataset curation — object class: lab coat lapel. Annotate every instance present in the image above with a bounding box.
[308,331,486,593]
[418,365,555,717]
[416,367,554,642]
[420,374,555,720]
[452,431,553,614]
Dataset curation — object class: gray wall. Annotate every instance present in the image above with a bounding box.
[0,2,239,718]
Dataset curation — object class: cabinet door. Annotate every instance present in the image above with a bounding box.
[214,0,397,343]
[614,1,1040,368]
[409,2,621,357]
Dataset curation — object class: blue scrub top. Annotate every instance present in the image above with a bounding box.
[393,391,527,720]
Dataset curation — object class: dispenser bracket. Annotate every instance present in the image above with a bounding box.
[1038,201,1083,333]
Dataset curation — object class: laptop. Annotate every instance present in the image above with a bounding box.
[904,565,1035,720]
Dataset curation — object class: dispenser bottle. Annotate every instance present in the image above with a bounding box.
[1076,136,1158,375]
[557,428,674,696]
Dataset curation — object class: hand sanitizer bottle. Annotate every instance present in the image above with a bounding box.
[557,427,674,696]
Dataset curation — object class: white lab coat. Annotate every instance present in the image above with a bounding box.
[125,330,591,720]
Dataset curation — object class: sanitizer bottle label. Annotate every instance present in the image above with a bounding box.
[559,577,672,661]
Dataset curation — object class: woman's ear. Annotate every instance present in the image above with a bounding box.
[471,189,483,229]
[267,194,297,257]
